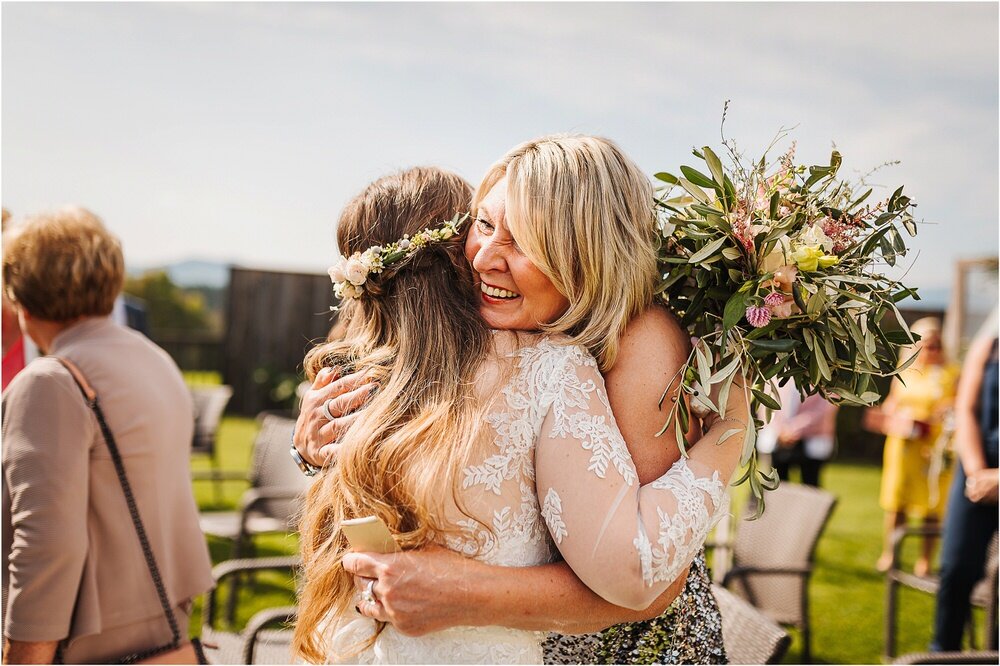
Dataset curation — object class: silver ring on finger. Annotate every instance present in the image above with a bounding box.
[361,578,378,605]
[321,398,337,421]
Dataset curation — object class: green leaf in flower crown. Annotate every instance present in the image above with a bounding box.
[901,213,917,237]
[703,146,725,187]
[680,166,717,191]
[687,236,727,264]
[723,290,750,334]
[751,388,781,410]
[655,172,679,184]
[769,191,780,220]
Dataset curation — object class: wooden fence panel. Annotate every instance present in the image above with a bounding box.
[224,266,338,416]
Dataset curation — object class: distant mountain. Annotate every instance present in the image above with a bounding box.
[128,259,231,289]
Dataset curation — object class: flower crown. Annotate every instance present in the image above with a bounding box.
[328,213,468,301]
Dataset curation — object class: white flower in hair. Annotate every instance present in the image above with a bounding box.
[327,213,468,301]
[343,256,368,286]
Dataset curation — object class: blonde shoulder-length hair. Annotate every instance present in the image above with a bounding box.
[473,134,659,371]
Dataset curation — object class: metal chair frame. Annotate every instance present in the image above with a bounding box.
[201,556,300,665]
[884,525,998,660]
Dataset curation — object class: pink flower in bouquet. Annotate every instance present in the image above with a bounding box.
[729,203,754,252]
[745,305,772,328]
[770,300,799,319]
[764,292,785,308]
[820,215,863,254]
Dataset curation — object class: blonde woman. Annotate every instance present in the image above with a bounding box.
[295,136,744,664]
[291,164,747,664]
[874,317,958,575]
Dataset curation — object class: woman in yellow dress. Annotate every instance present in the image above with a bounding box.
[876,317,958,576]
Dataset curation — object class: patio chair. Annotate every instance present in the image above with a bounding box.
[190,384,234,503]
[200,556,300,665]
[198,413,311,557]
[712,482,837,663]
[712,583,791,664]
[884,526,998,659]
[198,413,311,621]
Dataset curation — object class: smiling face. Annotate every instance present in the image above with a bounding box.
[464,176,569,331]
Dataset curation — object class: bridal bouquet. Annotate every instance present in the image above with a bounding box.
[655,130,919,510]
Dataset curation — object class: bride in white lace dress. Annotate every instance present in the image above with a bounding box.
[291,166,749,665]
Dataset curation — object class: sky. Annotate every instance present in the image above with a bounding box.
[2,2,998,305]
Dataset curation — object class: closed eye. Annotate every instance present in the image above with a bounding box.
[475,217,495,234]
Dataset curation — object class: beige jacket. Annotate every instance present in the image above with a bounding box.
[2,317,212,660]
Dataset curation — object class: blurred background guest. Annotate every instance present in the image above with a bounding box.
[1,210,37,390]
[758,381,839,487]
[1,207,212,664]
[871,317,958,576]
[932,311,999,651]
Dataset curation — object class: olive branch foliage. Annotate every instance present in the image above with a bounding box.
[653,123,920,516]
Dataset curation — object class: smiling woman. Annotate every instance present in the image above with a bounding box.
[467,176,570,331]
[296,135,738,665]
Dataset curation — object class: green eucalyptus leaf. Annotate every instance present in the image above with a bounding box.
[655,172,679,184]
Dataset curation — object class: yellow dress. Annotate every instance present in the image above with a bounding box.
[879,364,958,518]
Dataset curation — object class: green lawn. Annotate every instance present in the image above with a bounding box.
[193,417,986,663]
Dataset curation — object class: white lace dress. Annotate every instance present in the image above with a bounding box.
[326,336,730,664]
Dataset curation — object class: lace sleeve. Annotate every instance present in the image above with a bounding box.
[533,344,740,610]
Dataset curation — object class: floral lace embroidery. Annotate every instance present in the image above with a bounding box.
[542,345,639,486]
[634,459,728,586]
[541,488,567,544]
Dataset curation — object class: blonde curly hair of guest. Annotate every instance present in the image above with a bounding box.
[292,167,493,664]
[473,134,659,372]
[2,206,124,321]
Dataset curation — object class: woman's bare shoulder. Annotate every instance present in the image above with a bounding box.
[617,305,690,367]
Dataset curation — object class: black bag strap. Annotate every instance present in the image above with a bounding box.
[53,357,182,663]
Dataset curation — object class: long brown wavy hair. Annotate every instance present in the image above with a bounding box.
[292,167,493,663]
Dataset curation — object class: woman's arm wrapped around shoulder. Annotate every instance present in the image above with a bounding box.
[534,344,747,610]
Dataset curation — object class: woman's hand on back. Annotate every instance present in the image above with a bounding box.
[293,367,376,467]
[343,544,484,636]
